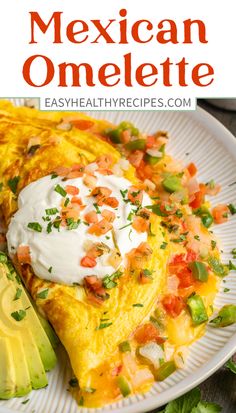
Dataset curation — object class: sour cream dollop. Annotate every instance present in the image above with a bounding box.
[7,170,151,285]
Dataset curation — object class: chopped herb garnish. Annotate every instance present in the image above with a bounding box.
[175,209,183,218]
[103,269,123,289]
[15,274,21,284]
[0,252,7,263]
[120,189,128,199]
[78,396,84,406]
[36,289,49,299]
[228,260,236,271]
[133,303,144,307]
[171,233,187,243]
[146,204,168,217]
[69,377,78,387]
[42,216,51,222]
[148,223,156,237]
[7,273,14,281]
[53,219,61,230]
[45,208,59,216]
[211,240,217,250]
[13,288,22,301]
[119,222,132,230]
[224,288,230,293]
[96,322,112,330]
[54,184,67,197]
[8,176,20,194]
[194,235,200,241]
[119,341,131,352]
[84,387,96,393]
[66,218,80,230]
[27,222,42,232]
[48,266,52,273]
[105,235,110,240]
[160,242,168,249]
[142,269,153,279]
[11,309,26,321]
[83,221,89,226]
[93,203,101,214]
[228,203,236,215]
[51,172,58,179]
[0,182,3,192]
[28,144,40,156]
[21,399,30,405]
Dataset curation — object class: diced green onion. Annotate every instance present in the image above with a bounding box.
[96,322,112,330]
[187,294,208,325]
[119,341,131,353]
[208,256,229,278]
[45,208,59,215]
[27,222,42,232]
[7,176,20,194]
[154,361,176,381]
[228,204,236,215]
[125,139,146,151]
[69,377,78,387]
[189,261,208,282]
[54,184,67,197]
[116,376,131,397]
[162,175,182,194]
[194,207,213,228]
[210,305,236,327]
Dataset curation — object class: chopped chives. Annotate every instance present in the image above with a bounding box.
[27,222,42,232]
[54,184,67,197]
[45,208,59,215]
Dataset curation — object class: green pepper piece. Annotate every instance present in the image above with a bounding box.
[125,139,146,151]
[154,361,176,381]
[189,261,208,282]
[106,128,123,144]
[144,153,161,165]
[119,341,131,353]
[117,376,131,397]
[194,207,213,228]
[119,121,139,137]
[162,175,182,194]
[187,294,208,325]
[210,304,236,327]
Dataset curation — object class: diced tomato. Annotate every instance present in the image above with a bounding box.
[70,119,94,130]
[86,292,104,306]
[71,164,85,173]
[101,209,115,222]
[171,253,185,264]
[212,204,229,224]
[136,160,153,180]
[61,206,80,220]
[111,365,123,377]
[96,154,113,169]
[160,201,176,216]
[121,130,131,144]
[187,162,197,177]
[87,244,105,258]
[137,242,153,256]
[91,186,112,205]
[139,270,152,284]
[132,216,149,233]
[104,197,119,208]
[128,150,144,168]
[84,275,108,304]
[185,249,198,263]
[66,170,84,179]
[128,186,143,205]
[80,256,97,268]
[53,166,71,176]
[83,173,97,189]
[17,245,31,264]
[162,294,185,318]
[146,135,156,149]
[84,211,98,224]
[66,185,79,195]
[88,219,113,235]
[169,261,195,288]
[134,323,165,345]
[205,183,221,196]
[189,183,206,209]
[71,196,83,205]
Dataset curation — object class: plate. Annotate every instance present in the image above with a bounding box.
[0,103,236,413]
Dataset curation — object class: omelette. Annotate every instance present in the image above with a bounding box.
[0,101,225,407]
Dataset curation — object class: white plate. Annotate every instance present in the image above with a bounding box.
[0,103,236,413]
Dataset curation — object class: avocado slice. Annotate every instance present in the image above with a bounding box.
[0,337,15,399]
[0,260,57,397]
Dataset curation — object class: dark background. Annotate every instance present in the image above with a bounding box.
[152,100,236,413]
